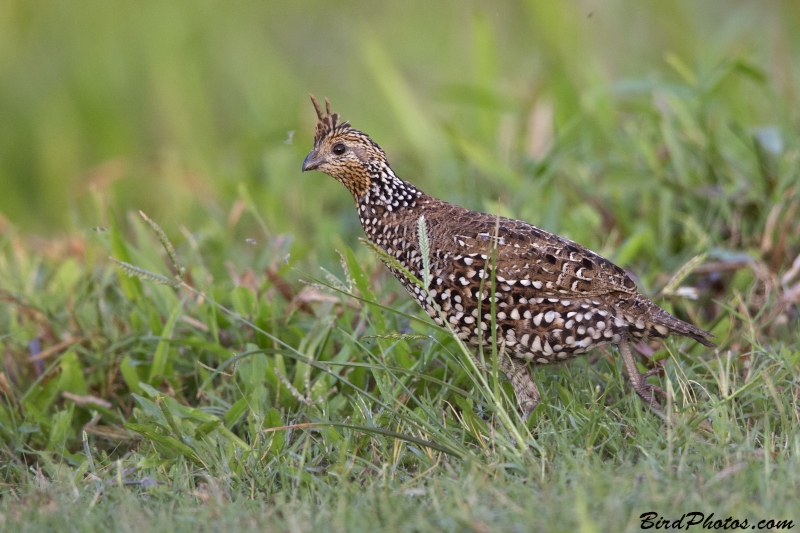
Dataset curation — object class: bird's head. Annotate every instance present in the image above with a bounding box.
[301,95,386,198]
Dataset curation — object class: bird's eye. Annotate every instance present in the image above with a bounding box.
[332,143,346,155]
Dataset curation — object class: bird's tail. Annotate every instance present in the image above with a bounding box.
[653,310,716,348]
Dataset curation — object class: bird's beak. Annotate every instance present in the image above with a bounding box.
[302,151,322,172]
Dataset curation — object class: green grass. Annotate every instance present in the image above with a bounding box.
[2,1,800,531]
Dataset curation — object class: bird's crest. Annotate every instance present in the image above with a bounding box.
[310,94,350,147]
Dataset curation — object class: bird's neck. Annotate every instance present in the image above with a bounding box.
[358,162,424,211]
[356,162,426,237]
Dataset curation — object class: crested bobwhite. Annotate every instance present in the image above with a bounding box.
[302,95,714,417]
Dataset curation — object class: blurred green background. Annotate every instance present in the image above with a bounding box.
[1,0,798,260]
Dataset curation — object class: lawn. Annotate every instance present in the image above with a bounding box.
[1,1,799,531]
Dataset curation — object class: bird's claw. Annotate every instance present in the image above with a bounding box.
[642,366,663,379]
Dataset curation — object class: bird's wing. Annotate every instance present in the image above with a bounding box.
[434,213,638,299]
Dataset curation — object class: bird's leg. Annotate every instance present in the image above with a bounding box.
[498,354,541,418]
[619,339,665,410]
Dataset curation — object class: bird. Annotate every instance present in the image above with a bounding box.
[301,95,715,417]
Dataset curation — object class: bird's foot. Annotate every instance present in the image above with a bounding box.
[520,398,539,420]
[498,354,541,421]
[642,366,663,380]
[632,379,666,411]
[619,340,666,412]
[638,366,668,408]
